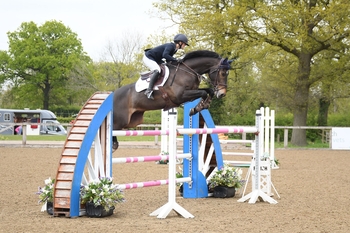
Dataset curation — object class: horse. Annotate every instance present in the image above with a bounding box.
[112,50,232,150]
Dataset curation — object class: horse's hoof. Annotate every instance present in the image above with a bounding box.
[189,108,195,116]
[112,142,119,152]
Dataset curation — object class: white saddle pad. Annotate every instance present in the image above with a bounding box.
[135,66,169,92]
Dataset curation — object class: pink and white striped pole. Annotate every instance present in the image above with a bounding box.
[112,153,191,164]
[112,129,169,136]
[117,177,191,190]
[177,126,258,135]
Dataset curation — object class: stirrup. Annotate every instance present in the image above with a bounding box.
[145,90,154,100]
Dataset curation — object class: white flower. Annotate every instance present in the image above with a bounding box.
[44,177,52,185]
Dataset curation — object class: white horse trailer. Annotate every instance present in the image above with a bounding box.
[0,108,67,136]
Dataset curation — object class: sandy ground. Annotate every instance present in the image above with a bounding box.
[0,146,349,233]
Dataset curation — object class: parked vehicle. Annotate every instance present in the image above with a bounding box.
[0,108,67,135]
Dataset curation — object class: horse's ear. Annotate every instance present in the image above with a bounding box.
[221,58,233,69]
[228,56,239,64]
[222,58,229,65]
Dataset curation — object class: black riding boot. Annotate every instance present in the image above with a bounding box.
[144,70,159,100]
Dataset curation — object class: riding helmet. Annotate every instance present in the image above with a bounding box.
[174,34,189,46]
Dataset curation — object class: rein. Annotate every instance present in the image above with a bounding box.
[168,62,203,84]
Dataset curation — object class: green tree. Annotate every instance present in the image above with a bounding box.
[0,20,91,109]
[155,0,350,146]
[99,31,144,89]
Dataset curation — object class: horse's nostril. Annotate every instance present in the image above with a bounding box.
[218,93,226,98]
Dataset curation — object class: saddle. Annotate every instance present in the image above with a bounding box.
[135,64,169,93]
[140,64,166,86]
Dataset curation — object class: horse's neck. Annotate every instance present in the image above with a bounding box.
[186,58,218,74]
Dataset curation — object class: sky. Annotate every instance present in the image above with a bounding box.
[0,0,177,61]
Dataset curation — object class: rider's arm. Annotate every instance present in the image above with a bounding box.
[162,43,177,62]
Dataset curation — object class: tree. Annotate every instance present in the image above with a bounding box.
[98,30,144,89]
[311,50,350,126]
[155,0,350,146]
[0,20,91,109]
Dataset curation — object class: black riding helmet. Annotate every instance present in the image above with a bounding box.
[174,34,189,46]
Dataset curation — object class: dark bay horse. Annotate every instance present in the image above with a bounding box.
[112,50,232,150]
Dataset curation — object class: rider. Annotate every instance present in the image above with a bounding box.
[142,34,189,99]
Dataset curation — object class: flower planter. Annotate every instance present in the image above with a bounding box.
[46,201,53,215]
[213,186,235,198]
[85,202,114,218]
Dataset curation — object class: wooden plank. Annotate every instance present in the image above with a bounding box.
[58,164,76,172]
[69,127,87,134]
[57,172,73,181]
[54,197,70,207]
[55,189,71,198]
[74,121,91,127]
[76,115,94,120]
[65,141,82,148]
[84,104,100,109]
[92,93,110,99]
[68,134,85,140]
[62,149,79,156]
[56,181,72,189]
[80,109,97,114]
[87,99,105,104]
[60,156,77,163]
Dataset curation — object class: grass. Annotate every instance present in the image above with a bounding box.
[275,140,330,149]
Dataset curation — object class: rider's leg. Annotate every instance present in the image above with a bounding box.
[144,70,159,100]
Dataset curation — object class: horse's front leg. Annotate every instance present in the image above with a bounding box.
[181,89,214,116]
[189,96,212,116]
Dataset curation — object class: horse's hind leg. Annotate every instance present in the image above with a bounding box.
[112,136,119,151]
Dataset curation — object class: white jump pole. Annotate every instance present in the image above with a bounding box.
[150,108,194,218]
[237,109,278,204]
[160,110,169,153]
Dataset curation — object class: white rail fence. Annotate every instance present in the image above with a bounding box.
[1,122,346,149]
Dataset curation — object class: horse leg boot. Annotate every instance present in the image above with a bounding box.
[144,70,159,100]
[190,99,205,116]
[189,96,212,116]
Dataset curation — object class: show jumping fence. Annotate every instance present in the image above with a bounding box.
[52,92,279,219]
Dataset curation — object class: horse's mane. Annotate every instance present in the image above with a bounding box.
[182,50,220,61]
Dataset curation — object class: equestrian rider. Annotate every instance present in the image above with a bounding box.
[142,34,189,99]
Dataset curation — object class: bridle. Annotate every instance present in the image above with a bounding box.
[171,58,229,91]
[207,59,230,90]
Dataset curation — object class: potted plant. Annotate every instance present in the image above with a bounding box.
[176,171,184,196]
[156,151,169,164]
[208,163,245,198]
[36,177,55,215]
[80,177,125,217]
